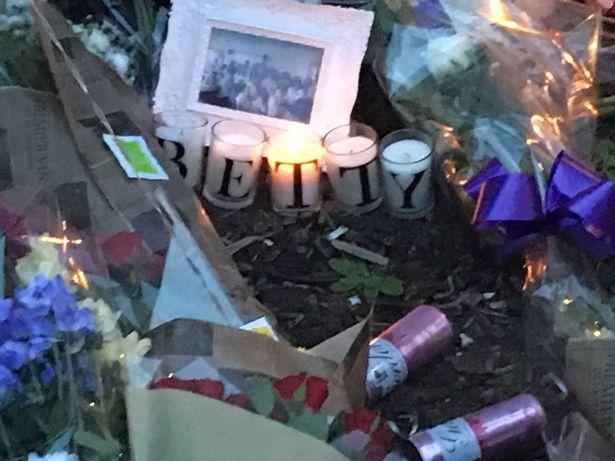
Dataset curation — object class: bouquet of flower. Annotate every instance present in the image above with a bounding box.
[0,229,151,460]
[128,363,397,461]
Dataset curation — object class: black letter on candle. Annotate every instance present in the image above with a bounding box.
[219,158,253,198]
[392,171,426,209]
[157,138,187,178]
[274,160,319,209]
[338,159,377,206]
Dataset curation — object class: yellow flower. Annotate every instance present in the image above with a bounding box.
[15,236,70,285]
[101,332,151,363]
[78,297,151,363]
[79,298,122,342]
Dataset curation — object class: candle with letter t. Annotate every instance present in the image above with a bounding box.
[380,129,435,219]
[203,120,266,209]
[267,130,323,215]
[323,122,382,214]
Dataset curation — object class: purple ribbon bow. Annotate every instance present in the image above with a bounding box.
[463,151,615,260]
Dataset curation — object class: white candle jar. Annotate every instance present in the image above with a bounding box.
[267,131,323,216]
[380,129,435,219]
[323,123,382,214]
[203,120,266,209]
[154,111,208,189]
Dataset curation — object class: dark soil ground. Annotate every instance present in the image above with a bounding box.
[203,68,574,460]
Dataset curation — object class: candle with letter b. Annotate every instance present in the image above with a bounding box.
[323,123,382,214]
[267,131,323,216]
[203,120,266,209]
[380,129,434,219]
[154,111,208,189]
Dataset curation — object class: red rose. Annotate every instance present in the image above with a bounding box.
[150,377,224,400]
[305,376,329,411]
[102,231,145,265]
[366,444,390,461]
[344,408,378,434]
[371,422,394,447]
[193,379,224,400]
[273,372,307,400]
[226,393,252,410]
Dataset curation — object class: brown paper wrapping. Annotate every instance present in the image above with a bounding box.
[145,316,371,413]
[30,0,268,325]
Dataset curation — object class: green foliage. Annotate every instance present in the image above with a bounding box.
[287,413,330,441]
[246,377,276,416]
[593,138,615,183]
[329,258,404,301]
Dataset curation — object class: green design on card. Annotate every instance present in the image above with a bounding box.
[117,139,159,174]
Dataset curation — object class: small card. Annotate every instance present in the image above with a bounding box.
[240,317,279,341]
[103,134,168,180]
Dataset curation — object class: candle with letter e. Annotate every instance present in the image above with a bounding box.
[203,120,266,209]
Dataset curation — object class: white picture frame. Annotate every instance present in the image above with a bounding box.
[154,0,373,140]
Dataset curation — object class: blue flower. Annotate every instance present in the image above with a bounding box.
[27,337,52,360]
[0,364,20,394]
[40,362,55,386]
[44,276,94,335]
[0,340,29,370]
[4,308,51,340]
[0,299,12,322]
[15,276,56,317]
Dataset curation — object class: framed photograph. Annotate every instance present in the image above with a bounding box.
[155,0,373,139]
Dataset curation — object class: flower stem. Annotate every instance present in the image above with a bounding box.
[52,343,64,400]
[0,415,15,459]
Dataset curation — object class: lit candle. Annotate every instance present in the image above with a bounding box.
[323,123,382,214]
[154,111,208,189]
[380,129,434,219]
[203,120,266,209]
[267,131,323,215]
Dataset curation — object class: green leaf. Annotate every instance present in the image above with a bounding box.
[380,276,404,297]
[287,413,330,441]
[329,258,360,276]
[363,274,383,289]
[293,382,306,407]
[363,288,380,301]
[247,378,276,416]
[330,276,361,293]
[73,430,121,458]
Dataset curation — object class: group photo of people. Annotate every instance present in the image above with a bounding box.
[198,28,323,124]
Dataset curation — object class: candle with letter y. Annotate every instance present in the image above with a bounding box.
[380,129,435,219]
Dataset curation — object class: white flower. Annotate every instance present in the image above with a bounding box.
[27,451,80,461]
[423,33,475,79]
[15,236,70,285]
[78,298,151,363]
[105,50,131,77]
[84,28,111,55]
[101,332,151,363]
[79,297,122,341]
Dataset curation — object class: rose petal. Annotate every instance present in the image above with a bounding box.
[345,408,378,434]
[305,376,329,411]
[273,372,306,400]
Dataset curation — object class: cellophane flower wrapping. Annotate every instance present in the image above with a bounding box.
[0,86,256,460]
[375,0,602,185]
[374,0,615,403]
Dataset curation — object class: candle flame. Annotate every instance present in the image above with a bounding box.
[40,221,89,290]
[523,257,547,291]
